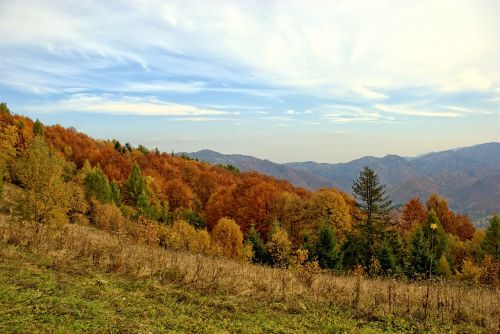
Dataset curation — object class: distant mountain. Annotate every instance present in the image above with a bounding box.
[186,143,500,222]
[186,150,334,189]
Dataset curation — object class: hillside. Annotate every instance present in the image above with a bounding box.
[1,217,496,333]
[187,143,500,221]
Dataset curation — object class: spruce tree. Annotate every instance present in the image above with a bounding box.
[33,119,44,137]
[316,224,341,270]
[110,180,121,205]
[246,225,270,264]
[84,168,112,203]
[0,168,4,202]
[352,166,392,267]
[408,211,447,278]
[481,215,500,260]
[377,240,396,276]
[126,163,148,206]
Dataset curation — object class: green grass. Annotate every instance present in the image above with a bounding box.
[0,244,488,334]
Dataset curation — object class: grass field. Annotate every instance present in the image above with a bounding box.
[0,218,497,333]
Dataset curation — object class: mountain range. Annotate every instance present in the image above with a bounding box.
[185,142,500,223]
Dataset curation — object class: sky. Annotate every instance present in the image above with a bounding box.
[1,0,499,163]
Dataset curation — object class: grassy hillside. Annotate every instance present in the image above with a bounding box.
[1,216,497,333]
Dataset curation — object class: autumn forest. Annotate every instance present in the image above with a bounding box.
[1,102,498,287]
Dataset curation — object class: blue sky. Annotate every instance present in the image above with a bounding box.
[1,0,499,163]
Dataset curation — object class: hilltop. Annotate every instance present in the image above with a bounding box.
[186,143,500,222]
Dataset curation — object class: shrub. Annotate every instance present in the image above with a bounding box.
[211,217,245,259]
[479,255,500,286]
[456,259,481,286]
[90,200,125,232]
[267,227,292,267]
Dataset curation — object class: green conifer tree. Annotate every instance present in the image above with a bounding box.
[352,166,392,267]
[377,240,397,276]
[246,224,270,264]
[0,168,4,202]
[84,168,112,203]
[110,180,121,205]
[125,163,148,206]
[481,215,500,260]
[33,119,44,137]
[316,224,341,270]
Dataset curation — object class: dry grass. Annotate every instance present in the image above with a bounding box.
[1,216,499,332]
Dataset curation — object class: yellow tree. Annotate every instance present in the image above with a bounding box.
[13,138,71,226]
[306,189,352,239]
[267,227,292,267]
[0,123,19,178]
[211,217,244,259]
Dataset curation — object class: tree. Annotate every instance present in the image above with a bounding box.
[352,166,392,267]
[84,168,113,203]
[377,240,397,276]
[110,180,121,205]
[426,193,456,235]
[315,224,341,270]
[0,102,11,114]
[33,119,44,137]
[455,213,475,241]
[267,227,292,267]
[341,232,365,270]
[408,211,448,278]
[13,138,71,225]
[482,215,500,260]
[0,123,19,176]
[246,224,270,264]
[0,168,4,202]
[211,217,245,259]
[126,163,147,204]
[400,198,427,233]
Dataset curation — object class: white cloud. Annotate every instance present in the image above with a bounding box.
[375,104,463,118]
[352,85,388,99]
[20,94,237,116]
[1,0,498,101]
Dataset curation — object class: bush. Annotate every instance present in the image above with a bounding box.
[211,217,245,259]
[456,259,481,285]
[267,227,292,268]
[90,200,125,232]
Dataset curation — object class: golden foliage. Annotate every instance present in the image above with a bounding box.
[456,259,481,285]
[90,200,125,232]
[211,217,245,259]
[267,227,292,267]
[13,138,71,226]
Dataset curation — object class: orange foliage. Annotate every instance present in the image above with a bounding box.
[400,198,427,233]
[455,213,475,241]
[426,193,456,235]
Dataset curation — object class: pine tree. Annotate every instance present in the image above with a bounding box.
[352,166,392,267]
[0,102,11,114]
[110,180,121,205]
[377,240,396,276]
[316,224,341,270]
[33,119,44,137]
[482,215,500,260]
[341,232,366,270]
[84,168,113,203]
[246,224,270,264]
[408,211,447,278]
[125,163,148,206]
[409,228,434,278]
[0,168,4,202]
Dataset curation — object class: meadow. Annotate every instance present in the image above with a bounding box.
[1,215,497,333]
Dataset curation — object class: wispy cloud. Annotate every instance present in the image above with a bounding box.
[1,0,498,101]
[19,94,237,117]
[352,85,388,100]
[375,104,463,118]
